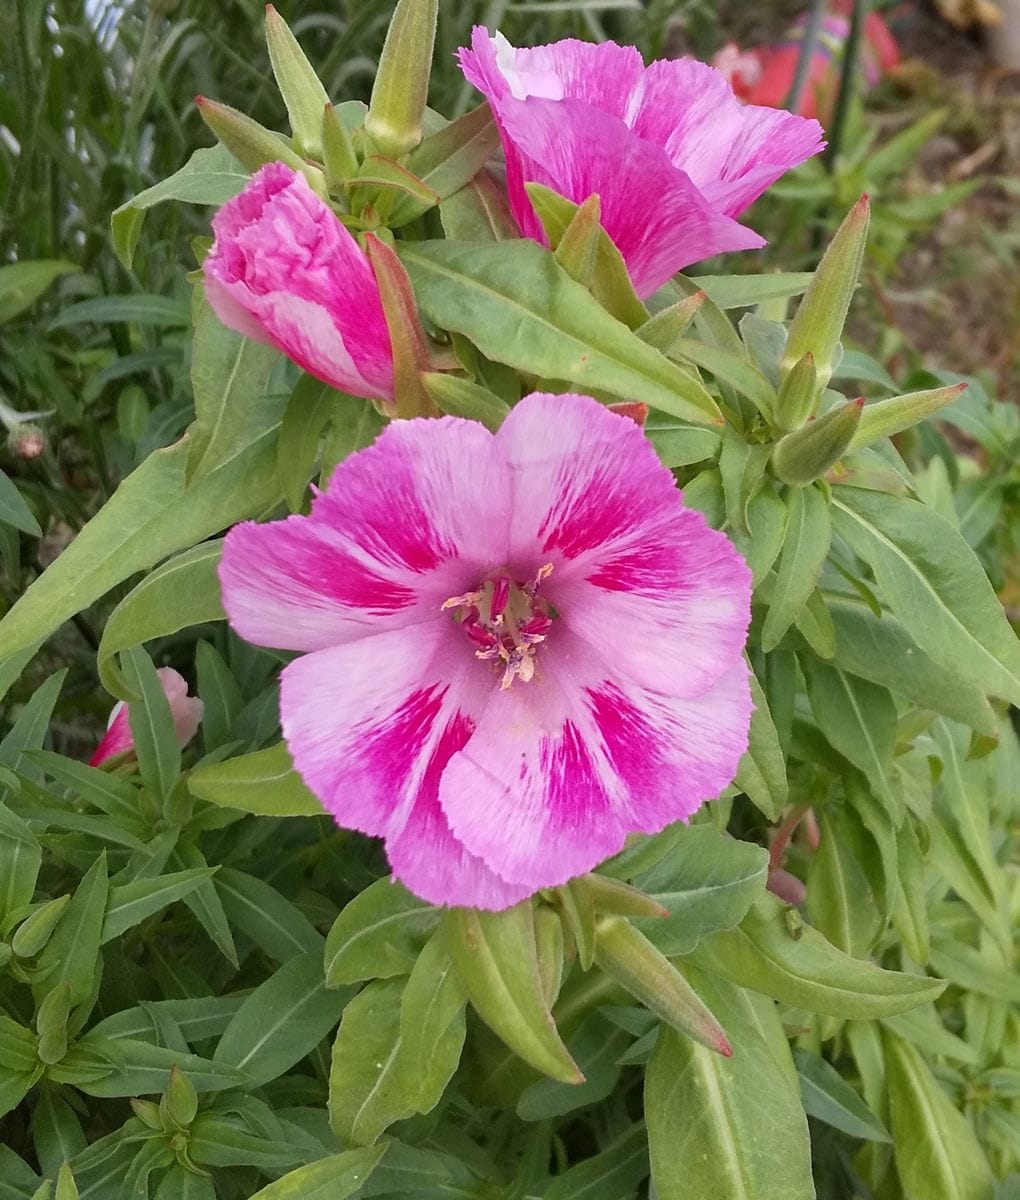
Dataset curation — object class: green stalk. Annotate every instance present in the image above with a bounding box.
[826,0,869,170]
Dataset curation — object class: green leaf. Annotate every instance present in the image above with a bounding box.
[0,401,283,668]
[831,486,1020,706]
[0,471,42,537]
[644,420,720,470]
[517,1015,628,1122]
[884,1031,996,1200]
[405,103,501,204]
[213,950,349,1087]
[674,339,777,418]
[32,1084,86,1180]
[801,658,899,812]
[0,260,82,323]
[325,875,439,987]
[187,1115,305,1171]
[0,802,42,922]
[0,670,66,780]
[734,670,789,819]
[35,853,108,1007]
[793,1047,891,1142]
[188,743,322,817]
[761,483,831,651]
[277,375,341,512]
[632,823,769,955]
[646,968,814,1200]
[247,1146,388,1200]
[187,299,278,482]
[399,240,722,425]
[65,1035,245,1096]
[546,1123,649,1200]
[688,894,945,1018]
[443,903,581,1084]
[329,931,467,1147]
[101,869,215,943]
[718,425,771,537]
[111,145,247,269]
[682,273,814,310]
[828,595,997,734]
[118,647,180,799]
[49,294,190,330]
[99,541,225,700]
[216,867,322,963]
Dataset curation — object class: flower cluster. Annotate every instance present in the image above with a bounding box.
[201,26,822,909]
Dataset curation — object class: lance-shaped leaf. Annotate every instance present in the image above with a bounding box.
[422,372,510,431]
[325,875,438,987]
[406,103,501,203]
[551,193,600,287]
[399,239,722,425]
[365,0,437,158]
[527,183,648,329]
[265,5,330,157]
[188,744,322,818]
[772,397,863,486]
[246,1146,388,1200]
[673,339,778,420]
[443,903,582,1084]
[688,894,945,1018]
[849,383,968,451]
[195,98,325,195]
[364,233,436,419]
[647,969,813,1200]
[593,916,732,1057]
[774,352,819,432]
[735,670,789,819]
[782,195,870,387]
[638,292,705,355]
[761,482,831,651]
[831,485,1020,705]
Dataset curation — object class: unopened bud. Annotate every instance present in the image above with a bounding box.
[160,1064,199,1131]
[849,383,967,451]
[772,397,864,486]
[195,97,326,197]
[8,424,45,459]
[774,352,819,432]
[265,5,330,158]
[365,0,438,158]
[782,195,870,389]
[637,292,706,355]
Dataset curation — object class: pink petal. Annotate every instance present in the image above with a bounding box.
[496,393,751,696]
[494,96,765,297]
[89,703,133,766]
[90,668,202,766]
[439,632,751,890]
[204,162,394,402]
[219,415,512,652]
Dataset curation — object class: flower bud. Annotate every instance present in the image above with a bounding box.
[365,0,438,158]
[160,1064,199,1131]
[774,352,819,432]
[781,195,870,389]
[849,382,966,451]
[264,5,330,158]
[637,292,706,355]
[11,894,70,959]
[195,97,326,197]
[7,424,45,460]
[772,397,864,486]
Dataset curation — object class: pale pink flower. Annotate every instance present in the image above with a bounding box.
[203,162,394,403]
[219,393,752,909]
[90,669,203,767]
[458,29,825,298]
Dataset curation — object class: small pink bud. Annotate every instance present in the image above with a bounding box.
[90,668,203,767]
[8,425,45,460]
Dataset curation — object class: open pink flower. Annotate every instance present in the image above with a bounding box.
[204,162,394,403]
[458,29,825,297]
[219,393,752,909]
[90,669,203,767]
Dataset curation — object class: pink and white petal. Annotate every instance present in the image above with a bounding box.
[312,414,512,582]
[89,703,133,766]
[219,515,431,653]
[497,393,751,696]
[280,622,489,843]
[386,781,534,911]
[439,642,629,891]
[494,97,764,296]
[155,668,203,750]
[458,27,643,117]
[699,103,826,217]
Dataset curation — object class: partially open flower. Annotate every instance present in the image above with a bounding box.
[219,392,752,909]
[90,669,203,767]
[458,29,824,297]
[203,162,394,403]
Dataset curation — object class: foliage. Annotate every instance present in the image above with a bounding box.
[1,4,1018,1200]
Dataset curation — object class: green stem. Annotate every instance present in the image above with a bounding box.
[826,0,869,171]
[786,0,828,115]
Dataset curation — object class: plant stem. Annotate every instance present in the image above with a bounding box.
[786,0,828,115]
[826,0,869,171]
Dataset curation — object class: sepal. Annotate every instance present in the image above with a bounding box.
[849,383,967,451]
[772,398,864,486]
[195,97,326,196]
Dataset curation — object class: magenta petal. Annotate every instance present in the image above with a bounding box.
[90,668,202,766]
[496,96,765,296]
[89,703,132,767]
[219,414,513,652]
[204,162,394,402]
[496,393,751,696]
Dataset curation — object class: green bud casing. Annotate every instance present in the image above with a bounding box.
[365,0,438,158]
[637,291,706,355]
[265,5,330,157]
[195,97,326,196]
[161,1064,199,1131]
[781,195,870,388]
[11,894,70,959]
[849,383,966,451]
[774,352,819,432]
[772,397,864,486]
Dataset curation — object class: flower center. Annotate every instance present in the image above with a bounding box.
[442,564,555,689]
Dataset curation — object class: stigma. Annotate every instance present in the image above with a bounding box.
[443,564,555,688]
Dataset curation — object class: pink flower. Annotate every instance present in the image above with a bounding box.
[203,162,394,403]
[90,669,203,767]
[457,29,825,297]
[219,393,752,909]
